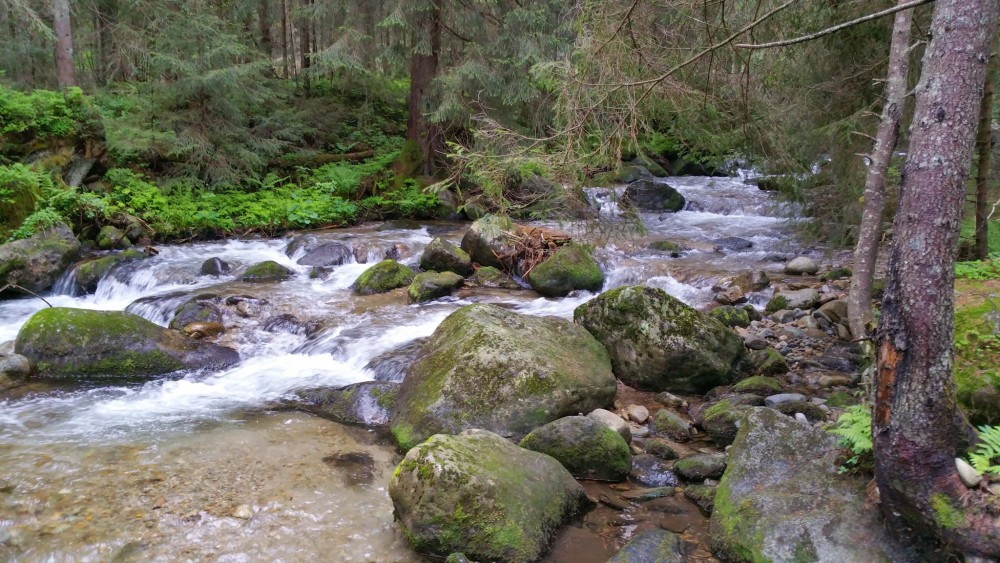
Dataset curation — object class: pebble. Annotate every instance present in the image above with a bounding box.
[764,393,806,407]
[589,408,632,443]
[232,504,253,519]
[955,458,982,488]
[626,404,650,424]
[794,413,809,424]
[631,425,650,439]
[744,335,768,350]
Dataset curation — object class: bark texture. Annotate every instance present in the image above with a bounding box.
[848,2,913,341]
[52,0,76,88]
[974,52,997,260]
[407,1,443,176]
[873,0,1000,557]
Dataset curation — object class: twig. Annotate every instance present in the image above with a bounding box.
[0,283,54,307]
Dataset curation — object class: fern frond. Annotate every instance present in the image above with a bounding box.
[829,404,873,455]
[969,425,1000,476]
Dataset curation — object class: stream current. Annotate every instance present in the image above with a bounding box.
[0,174,807,561]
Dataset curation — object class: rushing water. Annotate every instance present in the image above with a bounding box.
[0,175,807,561]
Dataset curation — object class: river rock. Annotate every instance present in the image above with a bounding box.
[471,266,521,289]
[650,409,691,442]
[731,375,783,396]
[626,404,649,424]
[389,429,588,562]
[698,398,756,447]
[751,347,789,376]
[0,352,31,391]
[588,408,631,443]
[629,155,669,177]
[526,243,604,297]
[285,234,319,257]
[713,270,770,305]
[15,307,240,378]
[817,299,848,323]
[168,296,223,330]
[955,457,983,488]
[261,313,321,337]
[764,393,806,407]
[629,454,679,487]
[710,305,751,328]
[607,529,686,563]
[713,237,753,252]
[391,303,616,450]
[420,238,473,276]
[199,257,231,276]
[239,260,293,282]
[0,223,81,296]
[623,179,686,212]
[767,288,820,313]
[773,401,827,423]
[364,339,427,383]
[784,256,819,275]
[674,453,727,481]
[460,215,517,270]
[711,407,914,562]
[74,249,150,294]
[518,415,631,481]
[617,164,654,183]
[645,438,679,460]
[295,381,398,426]
[352,260,415,295]
[181,321,224,339]
[574,286,746,393]
[408,271,464,303]
[96,225,131,250]
[297,242,352,267]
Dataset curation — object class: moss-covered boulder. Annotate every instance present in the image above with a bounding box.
[168,296,224,331]
[731,375,783,396]
[472,266,521,289]
[389,429,589,562]
[460,215,517,270]
[574,286,746,393]
[239,260,293,283]
[364,339,427,383]
[712,408,914,562]
[408,271,464,303]
[674,453,727,481]
[751,347,789,376]
[526,244,604,297]
[684,485,716,515]
[617,164,653,183]
[607,529,686,563]
[709,305,751,328]
[74,249,149,294]
[650,409,691,442]
[295,381,398,427]
[623,179,686,212]
[352,260,415,295]
[644,438,679,460]
[0,223,81,296]
[297,242,352,267]
[648,240,681,256]
[420,238,473,276]
[199,257,231,276]
[518,415,631,481]
[768,288,819,312]
[391,304,616,451]
[14,307,240,378]
[699,399,750,447]
[97,225,130,250]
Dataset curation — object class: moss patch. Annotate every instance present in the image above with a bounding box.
[526,243,604,297]
[353,259,415,295]
[239,260,293,282]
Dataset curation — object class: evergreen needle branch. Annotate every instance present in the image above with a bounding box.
[735,0,934,50]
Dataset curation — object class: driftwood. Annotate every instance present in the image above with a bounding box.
[493,224,572,276]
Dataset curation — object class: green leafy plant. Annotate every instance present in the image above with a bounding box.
[829,404,873,473]
[8,208,65,240]
[968,425,1000,477]
[955,259,1000,280]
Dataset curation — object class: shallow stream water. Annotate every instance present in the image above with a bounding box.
[0,174,811,561]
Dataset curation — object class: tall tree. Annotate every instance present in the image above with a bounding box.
[873,0,1000,556]
[974,49,998,260]
[847,1,914,341]
[406,0,442,176]
[52,0,75,87]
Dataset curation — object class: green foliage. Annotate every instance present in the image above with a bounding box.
[956,259,1000,280]
[8,208,64,240]
[968,425,1000,476]
[829,404,873,473]
[0,85,98,142]
[0,163,47,238]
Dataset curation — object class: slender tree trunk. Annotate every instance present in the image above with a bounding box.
[873,0,1000,557]
[974,52,998,260]
[407,1,443,176]
[52,0,76,88]
[847,2,914,341]
[96,0,118,84]
[259,0,273,61]
[299,0,311,92]
[281,0,290,78]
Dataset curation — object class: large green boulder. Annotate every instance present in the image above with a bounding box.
[75,249,149,293]
[408,271,464,303]
[518,415,631,481]
[623,179,686,212]
[14,307,240,378]
[0,223,81,296]
[389,429,588,562]
[420,238,472,276]
[352,260,415,295]
[459,215,517,269]
[239,260,293,283]
[391,303,616,451]
[712,408,914,562]
[526,244,604,297]
[574,286,747,393]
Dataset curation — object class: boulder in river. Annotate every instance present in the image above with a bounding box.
[295,381,398,427]
[97,225,131,250]
[15,307,240,378]
[525,243,604,297]
[391,303,616,451]
[674,453,727,481]
[471,266,521,289]
[518,415,631,481]
[168,296,223,330]
[420,238,473,276]
[389,429,589,562]
[607,529,687,563]
[364,339,427,383]
[0,223,81,296]
[459,215,517,270]
[408,271,464,303]
[297,242,352,267]
[574,286,747,393]
[712,407,915,561]
[784,256,819,275]
[239,260,293,282]
[623,179,686,212]
[74,249,150,294]
[352,260,415,295]
[199,257,231,276]
[0,351,31,391]
[709,305,751,328]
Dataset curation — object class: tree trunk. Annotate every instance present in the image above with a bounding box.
[974,51,998,260]
[873,0,1000,558]
[95,0,118,84]
[299,0,311,92]
[281,0,290,78]
[259,0,273,61]
[52,0,76,88]
[407,1,443,177]
[847,2,914,342]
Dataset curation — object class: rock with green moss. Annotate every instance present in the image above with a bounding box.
[650,409,691,442]
[408,271,464,303]
[773,401,827,423]
[648,240,681,256]
[168,296,223,330]
[574,286,746,393]
[751,348,789,376]
[683,485,716,515]
[389,429,589,562]
[624,180,686,212]
[607,529,686,563]
[295,381,398,426]
[764,295,790,314]
[460,215,517,270]
[14,307,239,378]
[711,407,913,562]
[769,288,819,312]
[97,225,131,250]
[629,156,669,177]
[0,223,81,296]
[391,304,616,451]
[709,306,751,328]
[239,260,293,283]
[352,260,415,295]
[821,267,852,281]
[617,164,653,183]
[731,375,783,396]
[0,352,31,391]
[74,249,150,294]
[699,399,749,447]
[714,270,770,305]
[421,238,473,276]
[472,266,521,289]
[526,244,604,297]
[674,453,727,481]
[518,415,631,481]
[644,438,679,460]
